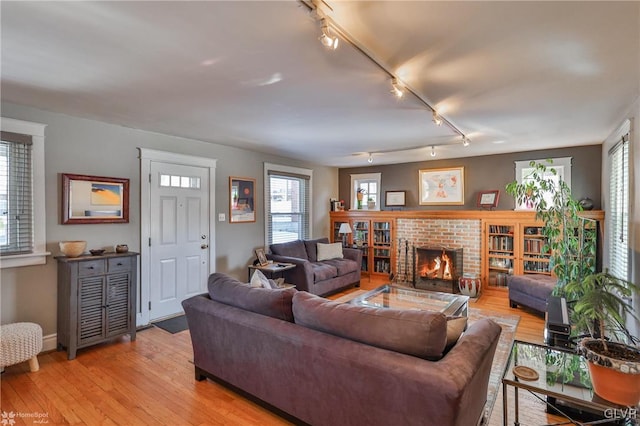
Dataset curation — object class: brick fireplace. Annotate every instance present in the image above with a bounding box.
[395,218,481,289]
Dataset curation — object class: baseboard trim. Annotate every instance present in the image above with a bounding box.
[42,333,57,352]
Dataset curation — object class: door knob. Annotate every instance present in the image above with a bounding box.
[201,244,209,249]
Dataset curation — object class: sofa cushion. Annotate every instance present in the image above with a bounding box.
[208,273,296,322]
[323,258,359,275]
[270,239,308,260]
[292,292,447,359]
[316,242,344,261]
[446,316,468,350]
[304,238,330,262]
[311,262,338,281]
[508,275,556,300]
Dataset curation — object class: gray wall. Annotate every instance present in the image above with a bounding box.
[0,102,338,335]
[339,145,602,211]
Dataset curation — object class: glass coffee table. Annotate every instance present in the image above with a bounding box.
[502,340,637,425]
[348,284,468,317]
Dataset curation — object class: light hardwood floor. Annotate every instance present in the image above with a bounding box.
[1,277,564,426]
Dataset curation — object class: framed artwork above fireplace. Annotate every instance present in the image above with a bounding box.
[418,167,465,205]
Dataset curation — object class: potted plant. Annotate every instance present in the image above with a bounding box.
[565,271,640,406]
[367,197,376,210]
[505,159,596,298]
[507,160,640,405]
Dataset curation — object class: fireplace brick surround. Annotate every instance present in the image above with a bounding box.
[395,218,481,285]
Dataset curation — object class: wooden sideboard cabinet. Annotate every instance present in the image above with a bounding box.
[56,252,138,360]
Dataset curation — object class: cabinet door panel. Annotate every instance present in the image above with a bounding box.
[106,273,131,336]
[78,276,105,345]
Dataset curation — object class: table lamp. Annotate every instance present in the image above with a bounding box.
[338,223,352,247]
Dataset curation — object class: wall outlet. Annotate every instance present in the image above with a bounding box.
[218,213,226,222]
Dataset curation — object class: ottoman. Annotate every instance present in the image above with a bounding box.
[1,322,43,372]
[508,274,557,314]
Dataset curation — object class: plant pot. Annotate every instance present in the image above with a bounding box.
[367,201,375,210]
[578,338,640,406]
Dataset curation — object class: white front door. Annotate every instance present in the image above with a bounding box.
[149,161,210,320]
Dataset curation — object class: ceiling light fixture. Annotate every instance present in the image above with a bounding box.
[303,1,469,148]
[462,136,470,147]
[430,146,436,157]
[319,19,339,50]
[367,153,373,163]
[390,78,404,99]
[432,111,443,126]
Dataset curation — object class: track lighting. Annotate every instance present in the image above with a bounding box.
[462,136,470,147]
[390,78,404,99]
[430,146,436,157]
[432,111,442,126]
[319,20,339,50]
[367,153,373,163]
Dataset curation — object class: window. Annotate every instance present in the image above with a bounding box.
[0,118,48,268]
[514,157,572,210]
[607,134,630,280]
[264,163,312,245]
[350,173,381,210]
[159,174,200,189]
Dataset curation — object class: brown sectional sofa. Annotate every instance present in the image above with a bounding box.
[267,237,362,296]
[183,273,502,426]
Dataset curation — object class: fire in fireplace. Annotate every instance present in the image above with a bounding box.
[414,246,463,293]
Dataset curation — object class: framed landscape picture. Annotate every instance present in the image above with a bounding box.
[62,173,129,224]
[418,167,465,206]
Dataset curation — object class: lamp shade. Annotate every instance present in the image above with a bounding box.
[338,223,352,234]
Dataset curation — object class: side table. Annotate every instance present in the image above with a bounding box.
[502,340,637,426]
[247,262,296,282]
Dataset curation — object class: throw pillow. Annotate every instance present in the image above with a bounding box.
[250,269,273,289]
[292,292,447,359]
[445,316,468,350]
[316,242,344,261]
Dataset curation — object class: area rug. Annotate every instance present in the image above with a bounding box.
[469,308,519,422]
[330,290,518,422]
[153,315,189,334]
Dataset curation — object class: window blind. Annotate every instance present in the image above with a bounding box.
[608,135,629,280]
[266,170,310,245]
[0,131,34,255]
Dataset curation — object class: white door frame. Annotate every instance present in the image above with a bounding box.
[138,148,217,326]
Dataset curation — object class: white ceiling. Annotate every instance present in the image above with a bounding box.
[1,1,639,167]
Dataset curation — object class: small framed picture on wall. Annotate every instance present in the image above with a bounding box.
[477,190,500,209]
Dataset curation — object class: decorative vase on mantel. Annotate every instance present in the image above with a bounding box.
[356,192,364,209]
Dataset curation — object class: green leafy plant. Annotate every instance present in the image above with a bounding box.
[505,159,596,299]
[565,270,639,350]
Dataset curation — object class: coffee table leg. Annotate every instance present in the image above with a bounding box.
[503,382,508,426]
[513,386,520,426]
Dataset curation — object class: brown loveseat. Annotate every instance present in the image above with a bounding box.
[183,273,502,426]
[267,237,362,296]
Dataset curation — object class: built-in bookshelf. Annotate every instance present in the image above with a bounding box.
[486,223,515,287]
[521,225,551,275]
[330,214,396,278]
